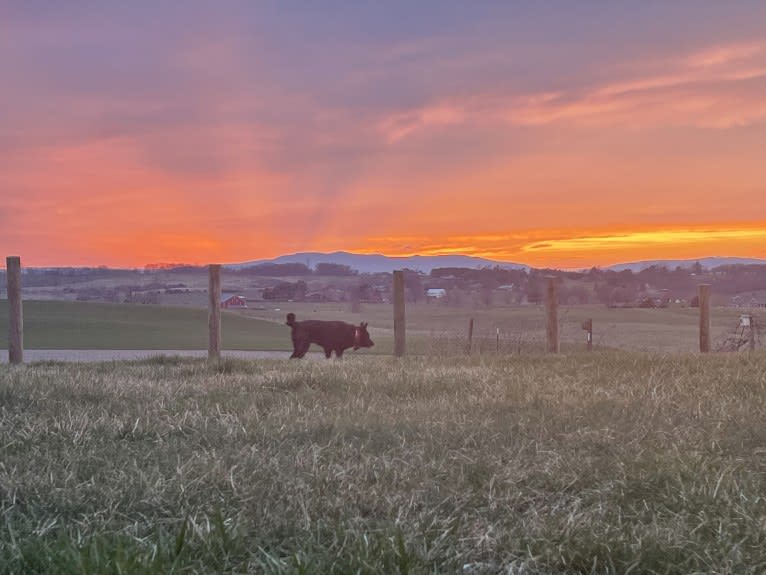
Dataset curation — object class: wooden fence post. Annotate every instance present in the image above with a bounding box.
[750,319,757,351]
[6,256,23,364]
[545,276,559,353]
[208,264,222,360]
[467,317,474,355]
[582,318,593,351]
[393,270,405,357]
[699,284,711,353]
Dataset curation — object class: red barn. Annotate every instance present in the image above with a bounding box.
[221,295,247,309]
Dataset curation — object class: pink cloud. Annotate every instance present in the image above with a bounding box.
[378,103,467,143]
[378,40,766,136]
[686,41,764,68]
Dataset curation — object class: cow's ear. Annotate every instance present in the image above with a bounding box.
[361,322,367,328]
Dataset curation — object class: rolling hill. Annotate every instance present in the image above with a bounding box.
[606,257,766,273]
[228,251,529,273]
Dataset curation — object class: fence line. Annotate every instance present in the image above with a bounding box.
[2,257,745,359]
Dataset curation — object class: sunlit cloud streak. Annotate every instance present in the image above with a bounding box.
[355,225,766,268]
[380,41,766,141]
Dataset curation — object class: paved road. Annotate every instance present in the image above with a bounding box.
[0,350,326,363]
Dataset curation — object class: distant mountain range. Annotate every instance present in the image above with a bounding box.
[228,251,529,274]
[228,251,766,274]
[605,257,766,273]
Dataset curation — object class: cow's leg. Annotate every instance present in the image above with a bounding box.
[290,332,302,359]
[323,346,332,359]
[291,337,310,358]
[335,347,344,358]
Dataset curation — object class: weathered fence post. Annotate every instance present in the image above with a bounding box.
[582,318,593,351]
[698,284,711,353]
[545,276,559,353]
[6,256,23,364]
[750,318,757,351]
[393,270,405,357]
[467,317,474,355]
[208,264,222,360]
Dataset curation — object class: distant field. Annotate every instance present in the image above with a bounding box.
[249,301,753,353]
[1,353,764,573]
[0,300,291,350]
[0,299,758,354]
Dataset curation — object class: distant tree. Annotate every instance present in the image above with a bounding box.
[560,284,590,305]
[243,263,311,276]
[403,270,424,303]
[350,287,361,313]
[526,276,543,304]
[690,295,700,308]
[315,262,356,276]
[480,286,494,307]
[445,289,464,307]
[263,280,307,300]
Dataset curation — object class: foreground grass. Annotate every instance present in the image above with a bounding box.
[1,353,765,573]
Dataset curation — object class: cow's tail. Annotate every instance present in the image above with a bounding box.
[286,313,297,327]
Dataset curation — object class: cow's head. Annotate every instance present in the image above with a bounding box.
[354,322,374,350]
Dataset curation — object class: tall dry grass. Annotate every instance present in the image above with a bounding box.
[1,352,765,573]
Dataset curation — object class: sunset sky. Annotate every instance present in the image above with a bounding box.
[2,1,765,269]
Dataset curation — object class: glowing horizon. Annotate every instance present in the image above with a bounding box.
[2,2,765,270]
[10,222,766,270]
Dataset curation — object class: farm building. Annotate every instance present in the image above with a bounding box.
[426,288,447,299]
[221,294,247,309]
[731,295,766,309]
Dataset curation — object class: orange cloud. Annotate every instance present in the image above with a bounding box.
[352,224,766,268]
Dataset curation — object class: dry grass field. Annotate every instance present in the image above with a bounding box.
[2,352,765,573]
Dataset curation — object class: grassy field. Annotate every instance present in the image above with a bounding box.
[249,301,754,354]
[0,299,759,355]
[0,301,290,350]
[1,353,765,573]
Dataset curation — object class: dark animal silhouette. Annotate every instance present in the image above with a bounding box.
[286,313,374,358]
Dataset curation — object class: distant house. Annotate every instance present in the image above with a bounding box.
[221,295,247,309]
[305,291,328,303]
[732,295,766,309]
[425,288,447,299]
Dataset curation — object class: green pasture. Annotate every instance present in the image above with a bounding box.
[0,299,756,353]
[0,300,291,350]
